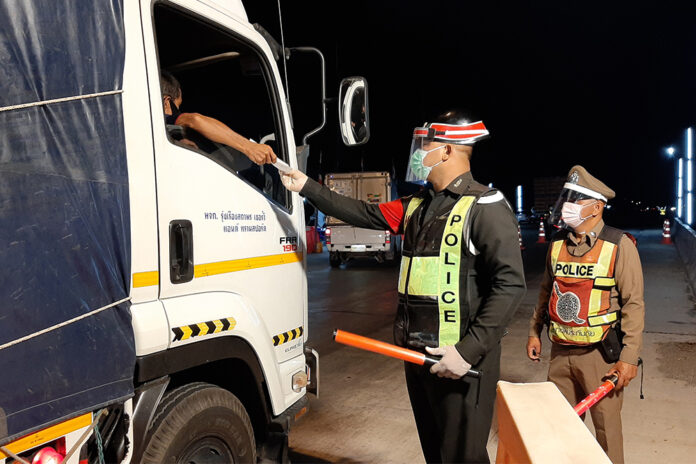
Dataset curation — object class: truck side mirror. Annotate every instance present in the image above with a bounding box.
[338,77,370,146]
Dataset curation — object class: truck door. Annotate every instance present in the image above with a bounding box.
[141,2,305,361]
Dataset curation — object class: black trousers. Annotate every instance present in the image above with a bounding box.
[404,344,500,464]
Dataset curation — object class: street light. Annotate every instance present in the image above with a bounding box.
[665,130,693,222]
[678,157,684,218]
[688,128,693,225]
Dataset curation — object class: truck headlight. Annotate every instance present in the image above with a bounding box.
[292,371,308,392]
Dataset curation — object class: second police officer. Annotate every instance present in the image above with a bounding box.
[281,110,526,463]
[527,166,644,464]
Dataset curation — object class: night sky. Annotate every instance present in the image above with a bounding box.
[244,1,696,209]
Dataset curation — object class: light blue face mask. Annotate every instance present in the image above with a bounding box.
[409,145,446,181]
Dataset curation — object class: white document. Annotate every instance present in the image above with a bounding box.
[273,159,293,174]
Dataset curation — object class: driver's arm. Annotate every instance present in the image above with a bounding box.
[175,112,277,165]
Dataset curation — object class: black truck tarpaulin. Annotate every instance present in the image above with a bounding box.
[0,0,134,445]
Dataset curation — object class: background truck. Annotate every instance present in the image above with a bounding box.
[533,175,566,236]
[324,172,400,267]
[0,0,368,463]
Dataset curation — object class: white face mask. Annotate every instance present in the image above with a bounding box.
[561,201,597,229]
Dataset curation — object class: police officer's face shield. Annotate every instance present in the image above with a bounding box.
[405,122,490,184]
[405,130,445,184]
[548,184,606,230]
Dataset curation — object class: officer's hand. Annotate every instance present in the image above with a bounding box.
[243,142,277,165]
[605,361,638,390]
[425,346,472,379]
[527,336,542,362]
[281,169,309,192]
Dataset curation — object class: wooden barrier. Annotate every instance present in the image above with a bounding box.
[495,381,611,464]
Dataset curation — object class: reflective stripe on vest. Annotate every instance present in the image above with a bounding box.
[438,196,476,345]
[397,197,425,294]
[548,238,619,345]
[397,195,476,346]
[404,197,424,229]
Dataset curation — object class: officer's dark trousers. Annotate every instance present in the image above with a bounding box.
[404,344,500,464]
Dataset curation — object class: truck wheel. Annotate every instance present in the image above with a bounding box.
[329,252,341,268]
[142,383,256,464]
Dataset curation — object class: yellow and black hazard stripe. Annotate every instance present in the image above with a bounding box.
[273,326,304,346]
[172,317,236,342]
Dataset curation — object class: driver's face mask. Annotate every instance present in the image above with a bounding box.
[164,96,181,119]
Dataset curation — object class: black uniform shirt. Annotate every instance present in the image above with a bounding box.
[301,171,526,365]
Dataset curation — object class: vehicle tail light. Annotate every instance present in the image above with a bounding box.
[32,446,64,464]
[385,230,391,244]
[325,228,331,244]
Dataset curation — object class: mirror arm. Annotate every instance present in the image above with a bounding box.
[288,47,327,145]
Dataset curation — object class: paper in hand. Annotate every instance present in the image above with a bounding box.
[273,159,293,174]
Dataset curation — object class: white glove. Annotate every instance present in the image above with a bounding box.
[280,169,309,192]
[425,345,472,379]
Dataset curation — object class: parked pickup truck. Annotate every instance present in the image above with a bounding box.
[324,172,400,267]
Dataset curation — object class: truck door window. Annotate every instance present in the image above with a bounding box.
[153,3,291,210]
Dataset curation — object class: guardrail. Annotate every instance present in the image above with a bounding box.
[672,217,696,297]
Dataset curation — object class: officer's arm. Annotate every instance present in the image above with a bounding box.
[528,247,554,337]
[455,196,527,366]
[615,235,645,365]
[300,177,407,233]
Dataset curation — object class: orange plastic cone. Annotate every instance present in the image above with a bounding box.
[537,218,546,243]
[518,225,525,250]
[315,228,323,253]
[662,219,672,245]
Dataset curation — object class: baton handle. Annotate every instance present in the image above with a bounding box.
[574,374,619,416]
[333,329,481,379]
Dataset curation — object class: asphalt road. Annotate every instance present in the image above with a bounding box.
[289,225,696,463]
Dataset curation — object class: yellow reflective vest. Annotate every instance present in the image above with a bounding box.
[396,191,486,347]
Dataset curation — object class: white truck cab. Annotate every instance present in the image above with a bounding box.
[0,1,369,462]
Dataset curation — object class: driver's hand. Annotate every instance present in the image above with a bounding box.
[281,169,309,192]
[244,142,277,165]
[179,138,198,149]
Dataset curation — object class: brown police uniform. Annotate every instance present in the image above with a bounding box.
[529,167,644,464]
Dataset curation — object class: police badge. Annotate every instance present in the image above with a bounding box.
[569,170,579,184]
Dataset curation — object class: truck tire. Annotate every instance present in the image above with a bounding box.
[142,382,256,464]
[329,252,341,268]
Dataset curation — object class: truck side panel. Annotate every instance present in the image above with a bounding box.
[0,0,135,445]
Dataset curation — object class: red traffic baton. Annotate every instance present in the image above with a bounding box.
[574,374,619,416]
[333,329,481,379]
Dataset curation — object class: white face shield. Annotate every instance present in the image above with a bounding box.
[404,121,490,184]
[548,183,607,230]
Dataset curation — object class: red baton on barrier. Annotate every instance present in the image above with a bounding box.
[574,374,619,416]
[333,329,481,378]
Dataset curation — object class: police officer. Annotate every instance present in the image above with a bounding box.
[527,165,645,464]
[282,110,526,463]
